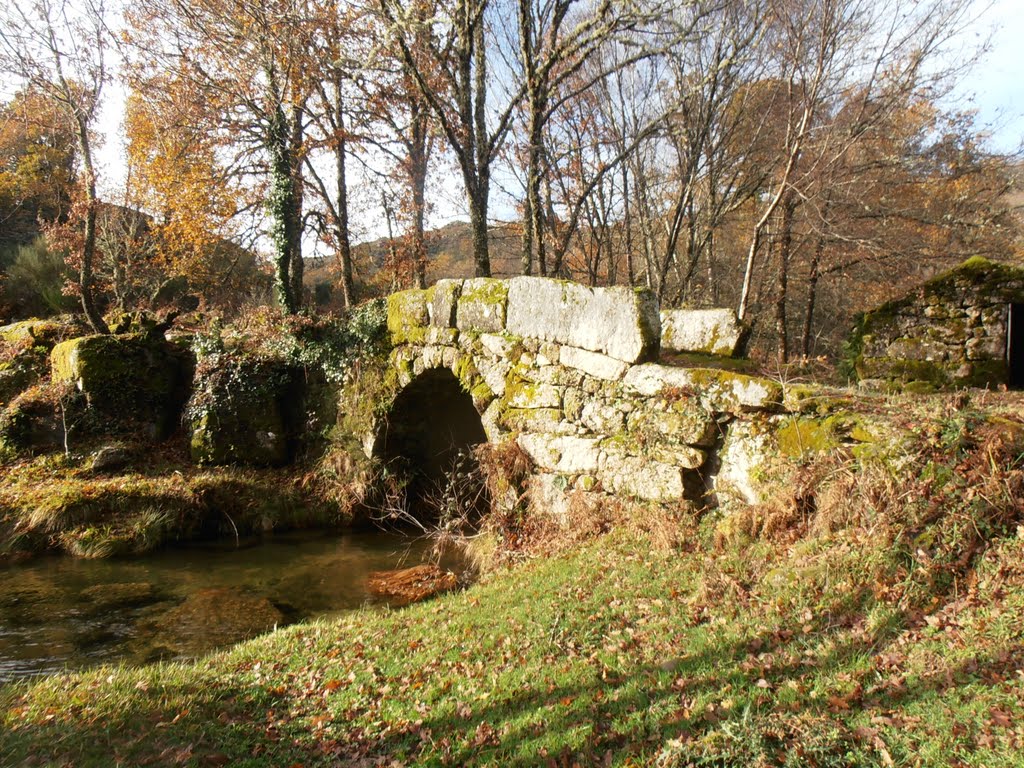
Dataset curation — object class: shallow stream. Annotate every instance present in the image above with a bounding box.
[0,530,443,682]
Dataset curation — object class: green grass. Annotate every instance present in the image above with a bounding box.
[3,518,1024,767]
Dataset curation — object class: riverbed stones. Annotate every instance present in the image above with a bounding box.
[153,587,285,655]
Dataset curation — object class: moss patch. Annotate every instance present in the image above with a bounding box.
[51,334,189,438]
[386,289,429,345]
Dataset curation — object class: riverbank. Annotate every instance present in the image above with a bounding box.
[3,395,1023,766]
[0,436,343,562]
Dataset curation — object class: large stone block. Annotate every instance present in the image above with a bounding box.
[714,418,773,506]
[386,289,429,344]
[600,455,684,502]
[505,277,659,363]
[622,364,782,413]
[188,357,302,466]
[517,433,601,473]
[51,333,187,438]
[428,279,462,328]
[456,278,508,333]
[559,346,628,380]
[660,308,747,357]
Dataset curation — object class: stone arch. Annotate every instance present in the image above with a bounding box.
[373,366,489,520]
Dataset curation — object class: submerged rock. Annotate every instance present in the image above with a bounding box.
[80,582,158,610]
[152,587,285,655]
[367,564,458,606]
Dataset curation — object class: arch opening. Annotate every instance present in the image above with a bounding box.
[374,367,490,525]
[1009,303,1024,390]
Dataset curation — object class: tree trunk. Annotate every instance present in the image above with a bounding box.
[622,164,634,286]
[410,96,429,289]
[469,187,490,278]
[774,192,796,364]
[76,118,109,334]
[334,68,354,308]
[471,16,491,278]
[800,194,832,357]
[268,105,298,313]
[288,102,304,310]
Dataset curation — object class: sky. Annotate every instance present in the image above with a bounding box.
[949,0,1024,154]
[76,0,1024,218]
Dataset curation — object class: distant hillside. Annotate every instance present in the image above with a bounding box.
[304,221,525,298]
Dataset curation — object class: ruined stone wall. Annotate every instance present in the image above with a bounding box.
[851,257,1024,390]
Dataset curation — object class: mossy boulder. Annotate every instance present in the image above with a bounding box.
[0,317,82,407]
[0,318,73,348]
[0,383,85,455]
[50,333,189,438]
[187,355,303,466]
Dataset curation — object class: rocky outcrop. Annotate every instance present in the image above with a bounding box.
[0,318,80,407]
[187,355,302,466]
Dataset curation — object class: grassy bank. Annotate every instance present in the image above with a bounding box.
[2,531,1023,766]
[2,376,1023,765]
[3,399,1024,767]
[0,439,340,561]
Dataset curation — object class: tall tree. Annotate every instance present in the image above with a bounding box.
[0,0,111,333]
[127,0,314,312]
[378,0,523,277]
[734,0,978,331]
[0,87,78,253]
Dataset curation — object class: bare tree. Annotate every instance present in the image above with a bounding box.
[378,0,522,278]
[735,0,980,333]
[0,0,111,332]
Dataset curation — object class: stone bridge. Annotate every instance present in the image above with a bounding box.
[347,276,787,513]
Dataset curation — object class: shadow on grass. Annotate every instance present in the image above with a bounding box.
[5,625,1019,768]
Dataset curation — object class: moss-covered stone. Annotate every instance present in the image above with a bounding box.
[0,383,85,455]
[456,278,508,333]
[0,317,80,348]
[50,334,188,438]
[386,289,430,345]
[187,355,302,466]
[846,257,1024,389]
[776,417,842,459]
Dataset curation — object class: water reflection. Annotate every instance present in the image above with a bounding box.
[0,530,438,681]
